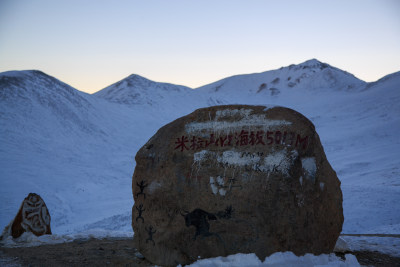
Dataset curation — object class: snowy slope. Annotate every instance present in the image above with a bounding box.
[0,70,165,234]
[323,72,400,234]
[1,60,399,241]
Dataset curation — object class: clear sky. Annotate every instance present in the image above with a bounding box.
[1,0,399,94]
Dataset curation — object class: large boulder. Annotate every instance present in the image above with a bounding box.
[10,193,52,238]
[132,105,343,266]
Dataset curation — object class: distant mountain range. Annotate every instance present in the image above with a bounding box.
[1,59,399,235]
[92,59,368,106]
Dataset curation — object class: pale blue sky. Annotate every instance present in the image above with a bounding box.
[1,0,399,93]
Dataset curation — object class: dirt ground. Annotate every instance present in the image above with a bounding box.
[1,237,400,267]
[0,238,152,267]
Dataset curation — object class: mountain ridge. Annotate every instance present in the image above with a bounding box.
[1,59,396,99]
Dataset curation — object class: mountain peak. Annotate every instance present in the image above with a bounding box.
[94,73,192,105]
[125,73,151,82]
[196,58,366,96]
[0,70,76,92]
[0,69,88,108]
[291,59,330,70]
[301,58,323,65]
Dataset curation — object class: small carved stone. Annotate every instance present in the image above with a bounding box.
[11,193,52,238]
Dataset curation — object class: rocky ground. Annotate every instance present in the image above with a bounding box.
[1,237,400,267]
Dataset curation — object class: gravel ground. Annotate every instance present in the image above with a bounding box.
[0,238,152,267]
[1,237,400,267]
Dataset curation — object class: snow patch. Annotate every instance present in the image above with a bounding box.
[209,176,226,196]
[0,231,113,248]
[215,108,252,118]
[263,105,278,111]
[301,157,317,182]
[0,230,133,248]
[185,108,291,134]
[320,182,325,190]
[340,235,400,257]
[217,151,260,166]
[184,251,360,266]
[148,181,162,194]
[260,149,298,176]
[0,232,73,248]
[193,150,210,163]
[334,237,350,253]
[209,177,218,194]
[196,149,298,177]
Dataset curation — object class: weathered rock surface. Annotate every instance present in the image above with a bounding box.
[10,193,52,238]
[132,105,343,266]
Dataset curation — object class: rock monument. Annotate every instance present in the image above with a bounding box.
[132,105,343,266]
[11,193,52,238]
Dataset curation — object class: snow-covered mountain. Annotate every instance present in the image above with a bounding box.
[94,74,192,105]
[1,59,399,238]
[194,59,366,104]
[94,74,210,117]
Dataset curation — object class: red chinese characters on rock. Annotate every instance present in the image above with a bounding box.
[174,130,309,152]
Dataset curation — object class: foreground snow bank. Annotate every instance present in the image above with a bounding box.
[184,252,360,267]
[1,232,74,247]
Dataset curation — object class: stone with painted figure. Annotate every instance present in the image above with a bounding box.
[0,193,52,240]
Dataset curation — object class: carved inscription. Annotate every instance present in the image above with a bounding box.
[175,130,309,152]
[145,225,156,246]
[136,180,148,199]
[135,180,156,245]
[136,204,145,223]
